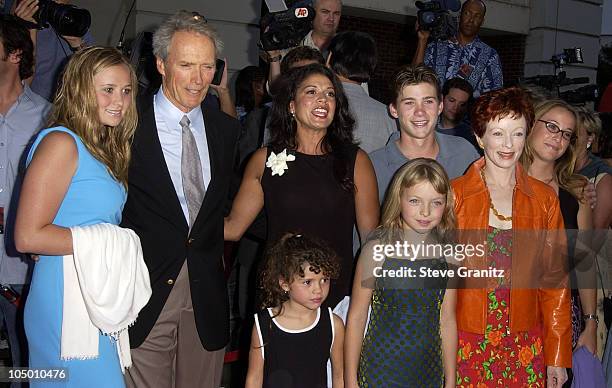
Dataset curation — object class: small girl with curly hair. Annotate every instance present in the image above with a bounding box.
[245,233,344,388]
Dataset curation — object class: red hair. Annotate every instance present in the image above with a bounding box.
[471,87,534,138]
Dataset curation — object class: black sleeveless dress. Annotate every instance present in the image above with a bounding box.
[261,147,358,308]
[559,187,581,347]
[255,307,334,388]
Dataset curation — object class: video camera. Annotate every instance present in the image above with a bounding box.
[260,0,315,51]
[21,0,90,37]
[416,0,461,41]
[521,48,599,105]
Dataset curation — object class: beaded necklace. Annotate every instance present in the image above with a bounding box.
[480,168,512,222]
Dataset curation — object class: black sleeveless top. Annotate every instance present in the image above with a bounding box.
[559,187,579,287]
[559,187,579,230]
[255,307,334,388]
[261,147,358,307]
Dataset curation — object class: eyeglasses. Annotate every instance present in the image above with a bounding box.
[537,120,575,141]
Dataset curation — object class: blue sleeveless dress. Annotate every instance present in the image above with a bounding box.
[23,127,126,387]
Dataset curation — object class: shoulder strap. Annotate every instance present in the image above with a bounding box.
[328,307,335,352]
[26,126,82,168]
[254,312,267,360]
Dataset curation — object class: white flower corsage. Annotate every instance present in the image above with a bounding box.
[266,149,296,176]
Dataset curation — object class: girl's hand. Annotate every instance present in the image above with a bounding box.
[582,182,596,209]
[576,320,597,355]
[546,366,567,388]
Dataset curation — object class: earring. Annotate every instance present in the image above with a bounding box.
[587,141,592,149]
[290,111,295,119]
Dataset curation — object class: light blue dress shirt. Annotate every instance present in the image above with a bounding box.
[154,87,211,224]
[0,84,51,284]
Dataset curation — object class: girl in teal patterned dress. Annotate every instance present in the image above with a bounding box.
[345,158,458,388]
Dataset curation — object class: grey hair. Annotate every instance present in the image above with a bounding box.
[312,0,342,8]
[152,10,224,61]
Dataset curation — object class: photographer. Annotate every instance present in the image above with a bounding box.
[267,0,341,85]
[13,0,94,101]
[412,0,502,97]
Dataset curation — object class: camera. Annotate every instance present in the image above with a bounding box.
[260,3,314,51]
[521,48,599,105]
[416,0,460,41]
[559,84,599,104]
[28,0,91,37]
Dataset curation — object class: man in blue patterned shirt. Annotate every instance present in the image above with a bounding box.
[413,0,503,97]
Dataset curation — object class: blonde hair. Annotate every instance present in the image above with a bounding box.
[521,99,587,201]
[575,106,601,137]
[378,158,455,244]
[48,46,138,187]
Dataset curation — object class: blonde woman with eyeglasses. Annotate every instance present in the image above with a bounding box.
[521,100,597,364]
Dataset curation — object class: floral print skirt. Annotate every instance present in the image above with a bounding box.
[456,228,545,388]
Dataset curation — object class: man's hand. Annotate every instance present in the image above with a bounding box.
[415,20,430,42]
[62,35,84,50]
[209,57,229,93]
[14,0,39,24]
[546,366,567,387]
[209,58,237,119]
[412,20,430,65]
[265,50,282,64]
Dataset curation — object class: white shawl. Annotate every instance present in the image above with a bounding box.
[61,223,152,371]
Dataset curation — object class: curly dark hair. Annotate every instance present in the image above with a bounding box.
[0,14,34,80]
[268,63,357,192]
[259,233,341,312]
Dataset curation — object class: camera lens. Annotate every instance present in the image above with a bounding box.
[47,2,91,37]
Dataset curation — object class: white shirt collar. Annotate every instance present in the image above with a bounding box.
[155,86,203,130]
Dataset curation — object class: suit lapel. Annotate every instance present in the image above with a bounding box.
[137,96,189,231]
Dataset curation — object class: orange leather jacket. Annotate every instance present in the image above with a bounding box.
[451,157,572,368]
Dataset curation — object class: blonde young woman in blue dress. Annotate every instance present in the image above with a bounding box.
[15,47,137,387]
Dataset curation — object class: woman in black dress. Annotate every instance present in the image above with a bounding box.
[225,64,379,310]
